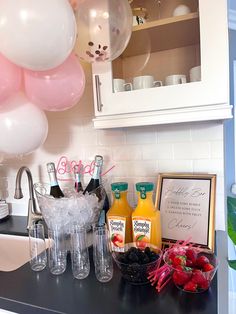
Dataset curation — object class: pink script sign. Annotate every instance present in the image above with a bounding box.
[56,156,115,181]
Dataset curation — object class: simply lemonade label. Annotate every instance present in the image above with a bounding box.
[108,216,126,252]
[132,217,151,244]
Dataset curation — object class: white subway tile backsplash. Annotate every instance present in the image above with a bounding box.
[191,121,224,141]
[83,146,112,162]
[98,129,126,146]
[210,141,224,159]
[173,142,211,159]
[43,131,71,149]
[193,159,224,176]
[157,124,191,143]
[158,159,193,173]
[142,143,173,160]
[71,130,98,147]
[125,126,157,145]
[112,146,142,161]
[112,161,157,177]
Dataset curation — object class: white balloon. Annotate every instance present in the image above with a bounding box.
[0,0,77,71]
[0,93,48,155]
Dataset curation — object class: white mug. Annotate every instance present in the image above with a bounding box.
[113,79,132,93]
[165,74,187,86]
[172,4,191,17]
[133,75,162,90]
[190,66,201,82]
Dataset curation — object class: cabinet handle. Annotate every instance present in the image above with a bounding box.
[95,75,103,112]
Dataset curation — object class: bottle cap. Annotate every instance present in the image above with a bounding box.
[111,182,128,192]
[74,164,82,174]
[47,162,56,173]
[136,182,154,192]
[94,155,103,167]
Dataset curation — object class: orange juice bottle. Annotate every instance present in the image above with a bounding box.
[132,182,162,249]
[107,182,133,252]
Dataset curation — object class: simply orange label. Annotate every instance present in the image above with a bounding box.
[132,217,151,248]
[108,216,126,252]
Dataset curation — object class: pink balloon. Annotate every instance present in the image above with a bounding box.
[24,54,85,111]
[0,53,22,105]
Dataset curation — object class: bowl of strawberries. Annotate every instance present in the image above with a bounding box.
[163,246,218,293]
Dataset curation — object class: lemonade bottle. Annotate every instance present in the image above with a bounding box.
[107,182,133,252]
[132,182,162,249]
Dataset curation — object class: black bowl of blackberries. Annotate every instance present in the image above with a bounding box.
[112,242,162,285]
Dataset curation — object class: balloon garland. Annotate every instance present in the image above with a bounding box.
[0,0,132,156]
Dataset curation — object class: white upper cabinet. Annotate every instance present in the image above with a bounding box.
[92,0,232,129]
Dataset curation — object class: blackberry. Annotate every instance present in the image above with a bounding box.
[144,247,151,255]
[142,255,150,264]
[150,251,159,261]
[128,252,139,263]
[129,247,137,253]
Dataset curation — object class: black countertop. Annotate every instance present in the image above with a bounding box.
[0,215,28,236]
[0,216,219,314]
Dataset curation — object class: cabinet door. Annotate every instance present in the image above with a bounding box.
[92,0,231,127]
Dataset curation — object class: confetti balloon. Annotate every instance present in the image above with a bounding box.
[75,0,132,63]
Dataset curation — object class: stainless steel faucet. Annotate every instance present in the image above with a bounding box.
[14,166,42,229]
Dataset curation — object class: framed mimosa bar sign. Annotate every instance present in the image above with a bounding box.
[155,173,216,252]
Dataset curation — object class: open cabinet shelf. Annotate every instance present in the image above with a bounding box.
[91,0,232,129]
[123,12,200,57]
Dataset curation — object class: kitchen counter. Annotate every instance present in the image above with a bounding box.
[0,216,227,314]
[0,216,28,236]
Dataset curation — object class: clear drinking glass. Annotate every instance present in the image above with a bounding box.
[93,223,113,283]
[70,225,90,280]
[29,223,47,272]
[48,227,67,275]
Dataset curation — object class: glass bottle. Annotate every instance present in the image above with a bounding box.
[97,156,109,225]
[107,182,133,252]
[83,155,101,195]
[132,182,162,249]
[47,162,64,198]
[74,165,83,193]
[83,155,109,225]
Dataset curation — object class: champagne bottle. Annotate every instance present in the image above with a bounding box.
[83,155,110,225]
[47,162,64,198]
[74,165,83,193]
[98,156,110,225]
[83,155,101,196]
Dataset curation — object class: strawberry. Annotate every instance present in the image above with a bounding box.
[175,265,185,271]
[168,251,178,262]
[173,270,192,286]
[192,270,209,289]
[172,255,186,267]
[186,259,194,268]
[203,263,214,272]
[196,255,210,268]
[183,280,197,292]
[186,248,197,264]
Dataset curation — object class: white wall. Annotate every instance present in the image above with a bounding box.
[0,64,226,230]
